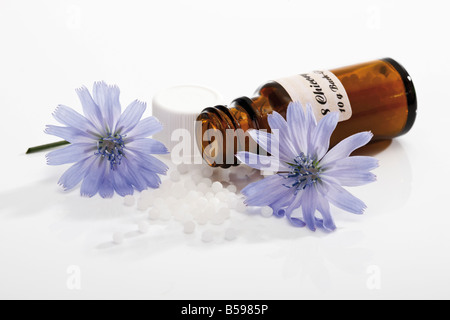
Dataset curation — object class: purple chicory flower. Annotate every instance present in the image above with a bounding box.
[45,81,168,198]
[236,101,378,231]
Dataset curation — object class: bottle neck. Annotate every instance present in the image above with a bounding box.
[195,97,258,168]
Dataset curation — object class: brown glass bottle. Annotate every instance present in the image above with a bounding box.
[196,58,417,168]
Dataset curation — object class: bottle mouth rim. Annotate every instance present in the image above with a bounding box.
[381,58,417,136]
[195,107,235,168]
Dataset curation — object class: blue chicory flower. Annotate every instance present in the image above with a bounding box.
[236,101,378,231]
[45,81,168,198]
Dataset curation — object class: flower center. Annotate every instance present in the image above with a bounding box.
[96,134,125,170]
[281,153,322,192]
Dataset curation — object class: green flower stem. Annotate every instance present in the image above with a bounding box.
[26,140,70,154]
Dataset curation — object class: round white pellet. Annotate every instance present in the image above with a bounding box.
[197,197,208,207]
[226,184,237,193]
[168,199,179,212]
[112,232,124,244]
[177,163,190,175]
[140,189,152,200]
[138,221,150,234]
[184,179,196,191]
[202,166,214,178]
[224,228,237,241]
[211,181,223,194]
[201,178,212,187]
[217,168,230,182]
[186,189,199,198]
[148,208,160,220]
[161,180,173,192]
[153,197,165,208]
[170,170,181,182]
[215,191,227,202]
[183,221,196,234]
[205,192,214,200]
[192,173,203,184]
[137,199,150,211]
[201,230,215,243]
[261,206,274,218]
[197,182,208,194]
[160,208,172,221]
[236,201,247,213]
[218,207,230,219]
[210,213,225,225]
[123,195,135,207]
[195,211,209,225]
[172,183,186,199]
[208,197,220,208]
[203,204,216,215]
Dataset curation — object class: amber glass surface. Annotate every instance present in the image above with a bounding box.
[196,59,416,167]
[329,59,411,145]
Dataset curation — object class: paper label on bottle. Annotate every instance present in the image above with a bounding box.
[275,70,352,122]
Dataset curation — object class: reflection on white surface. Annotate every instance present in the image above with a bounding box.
[0,139,413,298]
[355,139,413,215]
[0,139,413,245]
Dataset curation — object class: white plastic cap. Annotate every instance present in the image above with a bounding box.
[152,85,223,162]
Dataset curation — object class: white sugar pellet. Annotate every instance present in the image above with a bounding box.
[215,191,227,202]
[218,207,230,219]
[210,212,226,225]
[205,192,214,200]
[180,212,194,223]
[183,221,196,234]
[184,179,196,190]
[208,197,221,208]
[160,208,172,221]
[197,182,208,194]
[138,221,149,234]
[161,180,173,192]
[192,173,203,184]
[201,230,215,243]
[202,166,214,178]
[112,232,124,245]
[211,181,223,193]
[261,206,273,218]
[197,197,208,208]
[195,211,209,225]
[148,208,160,220]
[153,197,165,208]
[170,170,181,182]
[201,178,212,187]
[172,183,186,199]
[124,195,135,207]
[226,184,237,193]
[236,201,247,213]
[137,199,150,211]
[216,168,230,182]
[224,228,237,241]
[140,189,152,200]
[228,197,238,210]
[177,163,190,175]
[203,203,216,215]
[187,189,199,198]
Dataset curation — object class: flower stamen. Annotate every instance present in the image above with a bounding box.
[280,153,321,193]
[96,134,125,170]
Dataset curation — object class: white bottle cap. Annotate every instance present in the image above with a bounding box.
[152,85,224,163]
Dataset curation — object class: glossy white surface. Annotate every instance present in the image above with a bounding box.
[0,0,449,299]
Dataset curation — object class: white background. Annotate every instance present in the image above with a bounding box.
[0,0,449,300]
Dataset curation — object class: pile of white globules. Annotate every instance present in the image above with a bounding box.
[114,163,274,245]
